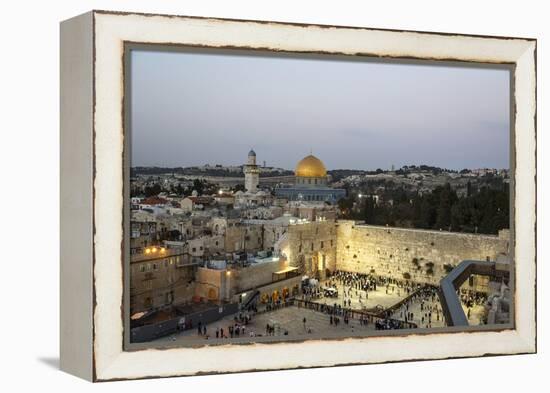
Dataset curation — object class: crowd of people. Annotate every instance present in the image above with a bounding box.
[460,289,488,323]
[330,270,424,299]
[391,286,443,328]
[175,270,494,342]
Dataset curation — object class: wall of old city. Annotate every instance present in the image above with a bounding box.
[286,220,338,279]
[232,258,287,293]
[335,221,510,287]
[232,275,302,304]
[194,267,226,301]
[224,224,263,253]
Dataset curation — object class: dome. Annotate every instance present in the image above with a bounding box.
[295,154,327,177]
[248,149,256,157]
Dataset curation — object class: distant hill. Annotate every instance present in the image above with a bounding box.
[131,166,293,178]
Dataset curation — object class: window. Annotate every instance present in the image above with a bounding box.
[140,265,145,272]
[311,243,314,251]
[153,263,158,270]
[321,241,324,249]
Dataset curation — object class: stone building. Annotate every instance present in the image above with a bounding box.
[223,222,264,254]
[129,244,197,315]
[194,256,301,305]
[243,149,260,193]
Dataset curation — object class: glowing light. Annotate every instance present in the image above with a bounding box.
[226,271,231,276]
[145,248,151,254]
[151,247,157,253]
[160,247,166,253]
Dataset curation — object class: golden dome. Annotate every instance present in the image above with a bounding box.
[295,154,327,177]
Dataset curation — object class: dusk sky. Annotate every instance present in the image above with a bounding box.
[131,49,510,171]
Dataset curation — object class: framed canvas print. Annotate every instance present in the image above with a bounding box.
[60,10,537,381]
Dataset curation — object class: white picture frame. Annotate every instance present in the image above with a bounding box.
[60,10,536,381]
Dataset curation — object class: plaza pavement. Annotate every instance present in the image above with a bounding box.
[153,305,377,345]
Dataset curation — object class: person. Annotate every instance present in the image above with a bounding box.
[216,328,219,338]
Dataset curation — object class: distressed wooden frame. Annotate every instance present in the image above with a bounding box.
[60,10,537,382]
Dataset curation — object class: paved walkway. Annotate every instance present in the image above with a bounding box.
[154,305,376,345]
[389,295,446,328]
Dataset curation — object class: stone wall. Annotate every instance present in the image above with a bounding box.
[194,267,225,301]
[232,275,302,304]
[286,220,338,279]
[335,221,510,288]
[224,224,263,253]
[233,259,287,293]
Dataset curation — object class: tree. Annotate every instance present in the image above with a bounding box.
[434,183,456,230]
[144,184,162,197]
[192,179,204,195]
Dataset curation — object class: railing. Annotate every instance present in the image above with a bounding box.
[438,260,509,327]
[292,298,417,329]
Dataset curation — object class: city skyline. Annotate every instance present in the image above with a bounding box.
[131,49,510,171]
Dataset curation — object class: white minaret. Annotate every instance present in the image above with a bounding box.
[244,149,260,193]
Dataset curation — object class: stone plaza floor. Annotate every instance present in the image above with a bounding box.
[317,280,488,327]
[389,295,446,328]
[151,279,490,345]
[153,305,377,345]
[311,280,409,311]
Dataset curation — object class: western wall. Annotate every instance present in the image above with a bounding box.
[334,220,510,289]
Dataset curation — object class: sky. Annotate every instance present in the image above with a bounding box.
[131,48,510,171]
